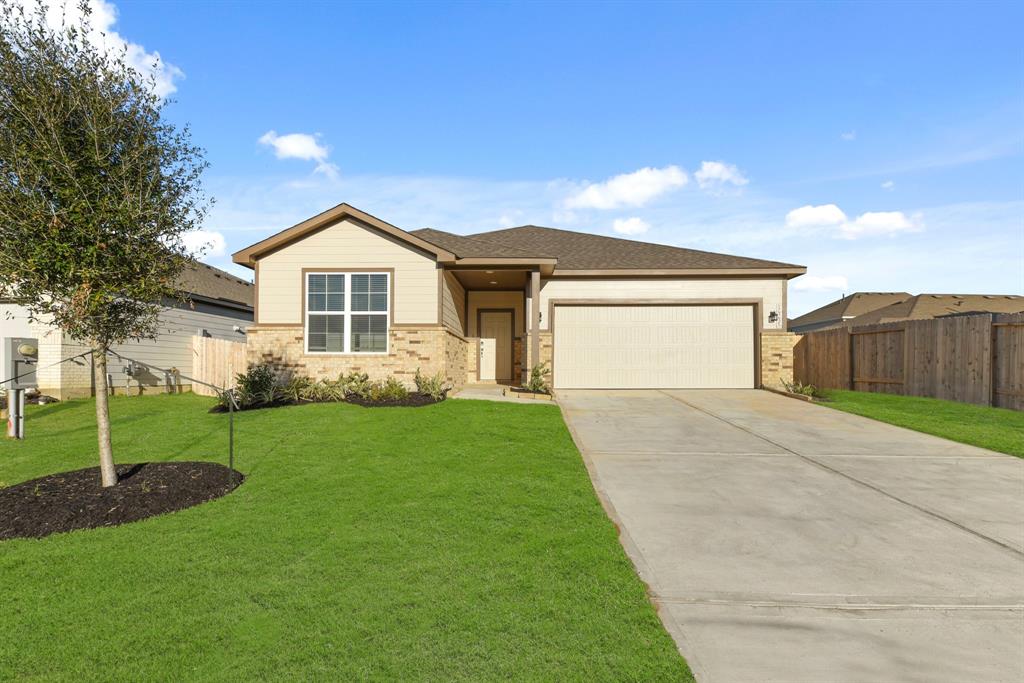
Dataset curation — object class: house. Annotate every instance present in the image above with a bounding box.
[845,293,1024,326]
[232,203,806,391]
[1,263,253,399]
[788,292,911,333]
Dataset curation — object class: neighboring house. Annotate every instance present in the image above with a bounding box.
[845,293,1024,326]
[789,292,911,334]
[232,203,806,391]
[1,263,253,399]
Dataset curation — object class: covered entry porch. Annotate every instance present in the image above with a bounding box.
[442,265,543,386]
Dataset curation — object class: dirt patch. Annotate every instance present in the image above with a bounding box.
[0,462,242,541]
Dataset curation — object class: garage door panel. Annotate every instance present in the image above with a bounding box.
[553,305,754,389]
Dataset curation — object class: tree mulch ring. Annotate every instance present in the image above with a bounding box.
[0,461,243,541]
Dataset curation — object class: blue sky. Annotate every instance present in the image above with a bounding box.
[66,1,1024,314]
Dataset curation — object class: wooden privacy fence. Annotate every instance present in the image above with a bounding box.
[190,336,247,397]
[794,312,1024,410]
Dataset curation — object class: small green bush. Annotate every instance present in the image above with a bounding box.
[782,379,824,398]
[233,363,277,407]
[369,377,409,402]
[414,368,448,400]
[342,372,372,399]
[526,363,550,394]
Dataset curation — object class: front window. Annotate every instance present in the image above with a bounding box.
[306,272,389,353]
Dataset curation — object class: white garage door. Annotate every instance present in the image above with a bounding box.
[553,305,755,389]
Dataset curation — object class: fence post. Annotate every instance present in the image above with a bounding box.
[989,314,997,407]
[847,328,855,390]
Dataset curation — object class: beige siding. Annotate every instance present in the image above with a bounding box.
[534,277,787,331]
[441,271,467,335]
[257,217,438,325]
[468,291,525,336]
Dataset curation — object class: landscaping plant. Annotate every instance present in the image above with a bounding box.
[527,363,551,394]
[414,368,449,400]
[0,1,210,486]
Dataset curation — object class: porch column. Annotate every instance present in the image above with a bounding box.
[530,269,540,371]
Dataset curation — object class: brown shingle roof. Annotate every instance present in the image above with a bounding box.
[176,262,254,309]
[459,225,802,271]
[848,294,1024,326]
[790,292,911,331]
[411,229,547,259]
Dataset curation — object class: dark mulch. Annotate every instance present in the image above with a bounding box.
[209,392,445,412]
[345,392,444,408]
[0,462,243,541]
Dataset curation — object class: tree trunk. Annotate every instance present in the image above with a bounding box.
[93,346,118,487]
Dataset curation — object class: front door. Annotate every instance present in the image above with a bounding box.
[479,310,513,382]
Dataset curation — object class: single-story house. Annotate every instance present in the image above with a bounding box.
[788,292,911,333]
[1,264,253,399]
[232,203,806,391]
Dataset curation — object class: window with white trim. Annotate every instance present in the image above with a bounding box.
[306,272,389,353]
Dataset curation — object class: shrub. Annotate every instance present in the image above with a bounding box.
[341,372,372,399]
[526,363,550,394]
[369,377,409,402]
[306,378,345,402]
[233,364,277,407]
[782,379,824,399]
[280,375,313,403]
[414,368,448,400]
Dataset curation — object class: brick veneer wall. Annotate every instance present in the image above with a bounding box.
[247,325,464,388]
[760,331,798,389]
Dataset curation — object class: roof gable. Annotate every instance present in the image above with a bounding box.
[232,203,456,267]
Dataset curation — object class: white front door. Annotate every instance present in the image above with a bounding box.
[479,310,512,382]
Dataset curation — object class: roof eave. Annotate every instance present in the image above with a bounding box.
[549,266,807,278]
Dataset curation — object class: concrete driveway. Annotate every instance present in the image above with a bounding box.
[558,389,1024,683]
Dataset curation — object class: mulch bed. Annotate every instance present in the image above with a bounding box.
[345,392,444,408]
[209,392,445,413]
[0,462,243,541]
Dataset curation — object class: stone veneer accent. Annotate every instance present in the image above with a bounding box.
[247,325,468,391]
[760,331,798,389]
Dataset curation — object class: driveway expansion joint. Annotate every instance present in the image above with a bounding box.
[657,390,1024,559]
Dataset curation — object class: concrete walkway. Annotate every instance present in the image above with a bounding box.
[558,389,1024,683]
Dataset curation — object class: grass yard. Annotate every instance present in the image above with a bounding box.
[0,394,691,682]
[822,390,1024,458]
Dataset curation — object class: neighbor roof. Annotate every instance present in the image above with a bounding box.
[177,263,254,309]
[420,225,803,274]
[790,292,911,330]
[847,294,1024,326]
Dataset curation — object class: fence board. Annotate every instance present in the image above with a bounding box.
[794,312,1024,410]
[190,336,247,397]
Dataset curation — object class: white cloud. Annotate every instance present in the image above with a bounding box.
[258,131,339,179]
[839,211,922,239]
[881,180,895,191]
[181,230,226,258]
[785,204,848,228]
[10,0,184,97]
[612,217,650,236]
[565,165,688,210]
[694,161,749,194]
[840,130,857,141]
[792,274,849,292]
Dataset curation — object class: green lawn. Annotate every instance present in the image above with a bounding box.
[822,390,1024,458]
[0,394,690,682]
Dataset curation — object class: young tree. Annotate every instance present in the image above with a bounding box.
[0,1,210,486]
